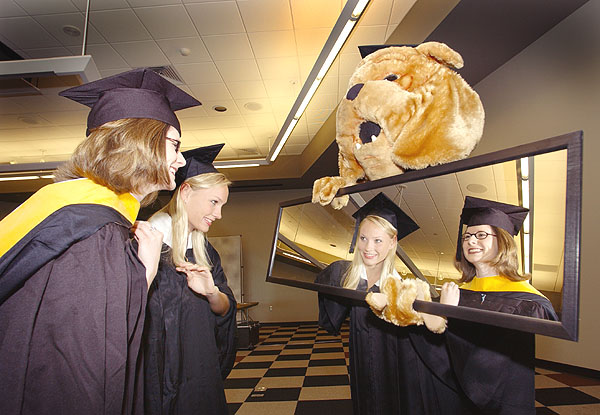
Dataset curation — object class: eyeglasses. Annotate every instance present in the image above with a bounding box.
[462,231,496,242]
[165,137,181,153]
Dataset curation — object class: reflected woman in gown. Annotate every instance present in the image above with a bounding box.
[443,196,558,320]
[315,193,473,415]
[440,196,558,415]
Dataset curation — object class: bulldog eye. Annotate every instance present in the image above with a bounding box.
[385,74,398,81]
[346,83,364,101]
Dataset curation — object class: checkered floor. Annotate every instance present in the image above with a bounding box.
[225,323,600,415]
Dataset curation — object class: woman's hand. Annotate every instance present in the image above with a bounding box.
[176,262,218,297]
[176,262,230,316]
[132,221,164,289]
[440,282,460,306]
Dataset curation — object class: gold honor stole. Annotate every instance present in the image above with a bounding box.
[461,275,548,299]
[0,178,139,259]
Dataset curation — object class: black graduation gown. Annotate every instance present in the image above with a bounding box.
[458,289,559,320]
[316,261,474,415]
[0,181,147,415]
[440,286,557,415]
[144,242,237,415]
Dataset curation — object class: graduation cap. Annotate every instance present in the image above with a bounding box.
[349,192,419,253]
[175,143,224,187]
[456,196,529,260]
[358,44,418,59]
[59,68,201,136]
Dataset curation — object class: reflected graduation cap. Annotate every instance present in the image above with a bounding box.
[349,192,419,253]
[59,68,201,136]
[358,44,418,59]
[175,143,224,187]
[456,196,529,260]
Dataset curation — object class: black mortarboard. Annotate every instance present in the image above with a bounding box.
[358,44,417,59]
[59,68,201,135]
[456,196,529,260]
[175,143,224,187]
[349,192,419,253]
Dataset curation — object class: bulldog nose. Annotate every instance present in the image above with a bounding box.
[346,83,364,101]
[359,121,381,144]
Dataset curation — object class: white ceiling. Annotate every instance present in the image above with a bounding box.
[0,0,414,165]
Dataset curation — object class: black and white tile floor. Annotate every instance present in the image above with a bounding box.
[225,323,600,415]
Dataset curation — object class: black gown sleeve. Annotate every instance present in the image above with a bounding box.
[315,261,351,335]
[206,242,238,379]
[0,222,147,415]
[459,289,559,320]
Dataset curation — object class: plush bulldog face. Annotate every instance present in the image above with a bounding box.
[336,42,483,179]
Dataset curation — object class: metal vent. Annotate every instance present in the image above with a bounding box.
[149,65,184,85]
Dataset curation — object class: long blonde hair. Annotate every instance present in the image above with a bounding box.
[343,215,398,290]
[160,172,231,267]
[455,226,528,283]
[54,118,171,206]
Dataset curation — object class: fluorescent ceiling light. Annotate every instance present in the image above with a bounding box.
[0,176,41,182]
[0,55,100,84]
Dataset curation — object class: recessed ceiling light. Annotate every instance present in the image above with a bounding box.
[62,25,81,37]
[213,105,227,112]
[466,183,488,193]
[243,102,262,111]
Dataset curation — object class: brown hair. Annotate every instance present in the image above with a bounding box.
[455,225,527,283]
[54,118,171,206]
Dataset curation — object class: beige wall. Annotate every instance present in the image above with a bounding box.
[207,188,319,323]
[472,1,600,370]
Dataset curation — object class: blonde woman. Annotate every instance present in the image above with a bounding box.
[0,68,199,414]
[144,144,237,415]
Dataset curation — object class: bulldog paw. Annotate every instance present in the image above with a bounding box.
[312,176,347,206]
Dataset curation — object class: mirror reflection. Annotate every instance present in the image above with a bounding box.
[274,149,567,319]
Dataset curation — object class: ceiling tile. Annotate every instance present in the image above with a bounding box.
[389,0,418,25]
[156,37,211,64]
[34,13,106,47]
[128,0,181,6]
[38,110,88,126]
[343,25,388,53]
[186,1,245,36]
[14,0,78,14]
[0,0,27,18]
[177,105,208,119]
[339,53,361,74]
[71,0,130,12]
[360,0,394,25]
[67,43,129,70]
[290,0,341,30]
[214,59,262,82]
[237,0,293,32]
[263,78,300,98]
[134,5,197,39]
[248,30,296,58]
[203,33,254,61]
[174,62,223,84]
[242,113,277,128]
[111,40,169,67]
[90,9,150,42]
[295,28,330,56]
[0,17,60,49]
[189,83,232,102]
[227,81,268,100]
[257,57,300,80]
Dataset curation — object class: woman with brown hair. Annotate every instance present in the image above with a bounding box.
[439,196,558,415]
[0,68,200,415]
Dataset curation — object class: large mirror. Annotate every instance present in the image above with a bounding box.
[267,131,582,340]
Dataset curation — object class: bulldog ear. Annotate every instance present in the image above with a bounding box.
[416,41,464,70]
